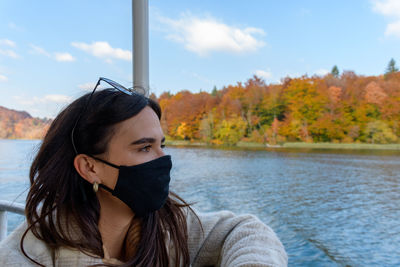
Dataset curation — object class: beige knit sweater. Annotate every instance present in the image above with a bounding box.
[0,209,288,266]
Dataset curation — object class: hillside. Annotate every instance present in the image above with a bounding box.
[0,106,50,139]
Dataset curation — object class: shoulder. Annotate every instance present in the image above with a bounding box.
[0,222,50,266]
[185,208,288,267]
[0,222,104,266]
[186,208,280,244]
[0,222,103,267]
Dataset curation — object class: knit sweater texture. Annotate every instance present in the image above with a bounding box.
[0,209,288,266]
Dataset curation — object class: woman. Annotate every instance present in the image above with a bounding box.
[0,78,287,266]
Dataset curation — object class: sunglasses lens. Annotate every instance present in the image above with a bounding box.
[99,77,142,95]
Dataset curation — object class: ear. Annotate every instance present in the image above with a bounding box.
[73,154,102,184]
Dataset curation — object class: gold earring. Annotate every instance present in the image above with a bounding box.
[93,182,99,193]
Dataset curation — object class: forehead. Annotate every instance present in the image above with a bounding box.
[111,106,162,143]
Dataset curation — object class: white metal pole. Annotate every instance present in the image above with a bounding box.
[0,211,6,241]
[132,0,149,96]
[0,201,25,241]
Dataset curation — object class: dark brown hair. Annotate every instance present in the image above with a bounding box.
[21,89,194,266]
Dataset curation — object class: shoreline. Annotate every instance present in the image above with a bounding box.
[165,140,400,151]
[2,139,400,151]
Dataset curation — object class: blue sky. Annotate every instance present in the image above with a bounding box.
[0,0,400,118]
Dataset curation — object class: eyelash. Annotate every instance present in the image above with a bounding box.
[139,144,166,152]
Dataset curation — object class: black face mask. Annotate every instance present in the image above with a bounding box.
[92,155,172,217]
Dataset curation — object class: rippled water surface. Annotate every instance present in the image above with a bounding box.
[1,139,399,266]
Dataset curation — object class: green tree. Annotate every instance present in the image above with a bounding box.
[365,120,398,144]
[259,95,285,126]
[385,58,398,75]
[211,86,218,96]
[331,65,339,77]
[214,116,247,145]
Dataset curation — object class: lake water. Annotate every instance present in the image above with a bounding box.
[0,139,399,266]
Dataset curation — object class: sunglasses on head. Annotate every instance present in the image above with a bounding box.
[71,77,145,154]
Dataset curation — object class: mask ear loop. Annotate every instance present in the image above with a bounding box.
[99,184,114,193]
[88,155,120,193]
[89,155,121,169]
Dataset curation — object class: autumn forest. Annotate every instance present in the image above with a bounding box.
[155,64,400,146]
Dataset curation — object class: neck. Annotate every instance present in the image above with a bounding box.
[97,189,135,260]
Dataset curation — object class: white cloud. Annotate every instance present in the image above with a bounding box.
[255,69,272,80]
[385,20,400,37]
[0,49,19,58]
[29,44,51,57]
[78,82,106,91]
[314,68,329,76]
[43,94,72,103]
[71,41,132,61]
[372,0,400,17]
[0,39,16,47]
[284,72,301,79]
[0,39,18,58]
[54,52,75,62]
[0,74,8,82]
[78,82,96,91]
[157,13,265,56]
[14,94,72,106]
[30,44,75,62]
[13,94,73,118]
[372,0,400,38]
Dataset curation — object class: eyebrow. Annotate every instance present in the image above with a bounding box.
[131,136,165,145]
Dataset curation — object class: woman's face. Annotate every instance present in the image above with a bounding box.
[98,106,166,190]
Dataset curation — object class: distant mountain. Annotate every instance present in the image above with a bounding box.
[0,106,51,139]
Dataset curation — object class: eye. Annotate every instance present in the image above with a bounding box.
[139,145,151,152]
[161,144,166,149]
